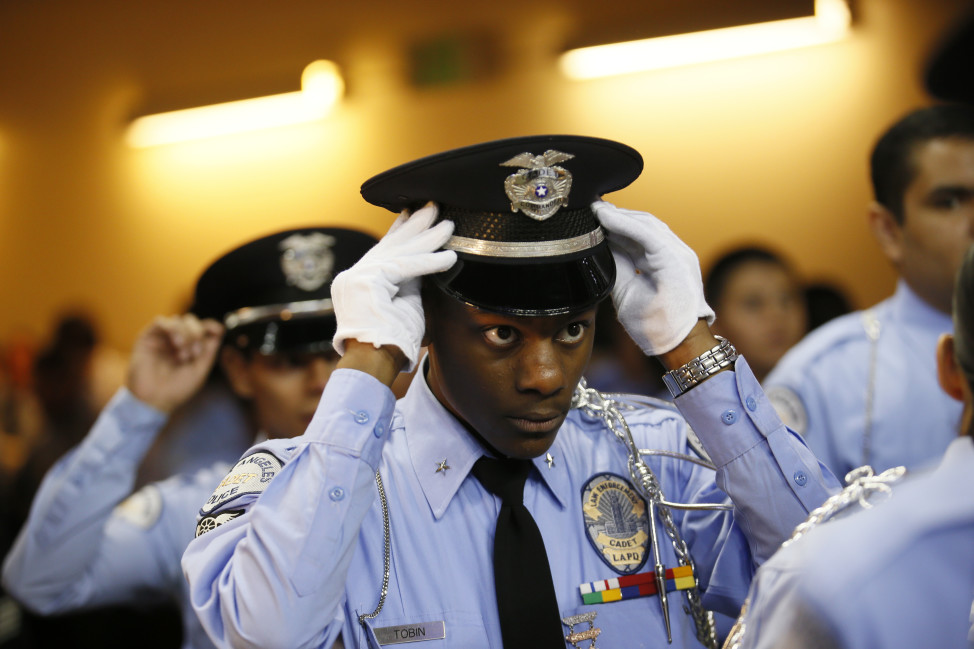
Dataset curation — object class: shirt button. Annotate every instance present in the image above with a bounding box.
[793,471,808,487]
[721,409,739,425]
[745,397,758,412]
[354,410,370,424]
[329,487,345,501]
[373,422,385,438]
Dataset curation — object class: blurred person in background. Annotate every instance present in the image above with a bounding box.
[803,281,853,332]
[584,301,669,399]
[2,227,376,649]
[3,312,126,549]
[703,246,807,384]
[764,104,974,478]
[722,12,974,648]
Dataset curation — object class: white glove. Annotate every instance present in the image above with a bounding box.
[332,203,457,372]
[593,200,714,356]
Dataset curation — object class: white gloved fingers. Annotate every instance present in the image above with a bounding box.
[592,200,714,356]
[331,202,458,372]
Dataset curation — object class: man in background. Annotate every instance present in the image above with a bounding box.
[765,103,974,478]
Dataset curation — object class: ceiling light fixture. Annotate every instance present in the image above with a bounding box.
[126,60,344,148]
[559,0,851,80]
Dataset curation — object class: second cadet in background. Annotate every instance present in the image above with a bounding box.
[2,227,376,649]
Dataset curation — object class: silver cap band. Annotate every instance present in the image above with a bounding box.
[444,227,605,258]
[224,298,334,330]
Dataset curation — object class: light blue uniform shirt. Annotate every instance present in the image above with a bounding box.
[765,280,961,477]
[1,388,230,649]
[731,436,974,649]
[183,358,838,649]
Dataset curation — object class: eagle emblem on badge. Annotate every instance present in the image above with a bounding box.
[279,233,336,292]
[581,473,650,574]
[500,149,574,221]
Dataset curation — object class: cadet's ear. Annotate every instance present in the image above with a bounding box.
[220,346,255,399]
[868,201,904,267]
[937,334,965,402]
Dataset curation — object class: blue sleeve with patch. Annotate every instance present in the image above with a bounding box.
[1,388,181,611]
[182,369,395,649]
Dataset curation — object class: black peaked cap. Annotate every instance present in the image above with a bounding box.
[360,135,642,316]
[192,227,378,353]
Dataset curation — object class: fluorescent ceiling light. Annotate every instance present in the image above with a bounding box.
[559,0,851,80]
[126,60,344,148]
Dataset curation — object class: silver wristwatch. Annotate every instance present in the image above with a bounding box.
[662,336,739,398]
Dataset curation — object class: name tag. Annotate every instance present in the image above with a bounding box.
[373,621,446,645]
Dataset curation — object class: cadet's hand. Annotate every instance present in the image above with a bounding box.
[126,314,224,413]
[593,201,715,357]
[332,203,457,376]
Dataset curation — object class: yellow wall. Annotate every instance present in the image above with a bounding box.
[0,0,969,351]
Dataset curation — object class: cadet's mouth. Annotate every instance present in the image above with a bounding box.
[507,413,564,435]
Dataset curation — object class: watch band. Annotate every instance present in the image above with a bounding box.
[662,336,739,398]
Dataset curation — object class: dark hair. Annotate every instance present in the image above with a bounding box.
[804,282,853,331]
[870,104,974,224]
[704,246,794,308]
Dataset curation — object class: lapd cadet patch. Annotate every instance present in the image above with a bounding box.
[581,473,650,574]
[200,451,283,516]
[196,509,244,537]
[765,386,808,436]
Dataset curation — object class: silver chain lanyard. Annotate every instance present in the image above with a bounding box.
[358,469,391,625]
[571,380,731,649]
[722,465,906,648]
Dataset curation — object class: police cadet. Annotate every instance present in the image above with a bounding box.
[764,103,974,478]
[182,136,838,649]
[2,227,376,649]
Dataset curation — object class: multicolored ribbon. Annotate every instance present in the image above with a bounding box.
[579,565,695,605]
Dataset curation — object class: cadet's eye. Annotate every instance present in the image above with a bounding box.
[484,326,518,346]
[929,188,971,211]
[556,322,589,344]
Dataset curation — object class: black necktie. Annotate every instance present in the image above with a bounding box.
[472,457,565,648]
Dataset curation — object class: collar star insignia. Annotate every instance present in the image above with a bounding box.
[545,452,555,468]
[435,459,450,474]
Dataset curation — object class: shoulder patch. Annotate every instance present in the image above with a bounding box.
[196,509,245,537]
[581,473,650,575]
[200,451,283,516]
[765,385,808,436]
[114,484,163,530]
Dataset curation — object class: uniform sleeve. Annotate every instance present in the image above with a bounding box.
[181,369,395,649]
[1,388,173,612]
[674,358,840,565]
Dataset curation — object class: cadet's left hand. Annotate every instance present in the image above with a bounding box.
[593,201,714,357]
[331,203,456,376]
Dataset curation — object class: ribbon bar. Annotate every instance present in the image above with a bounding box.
[579,565,695,605]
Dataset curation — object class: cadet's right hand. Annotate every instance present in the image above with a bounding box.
[126,314,225,414]
[331,203,457,374]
